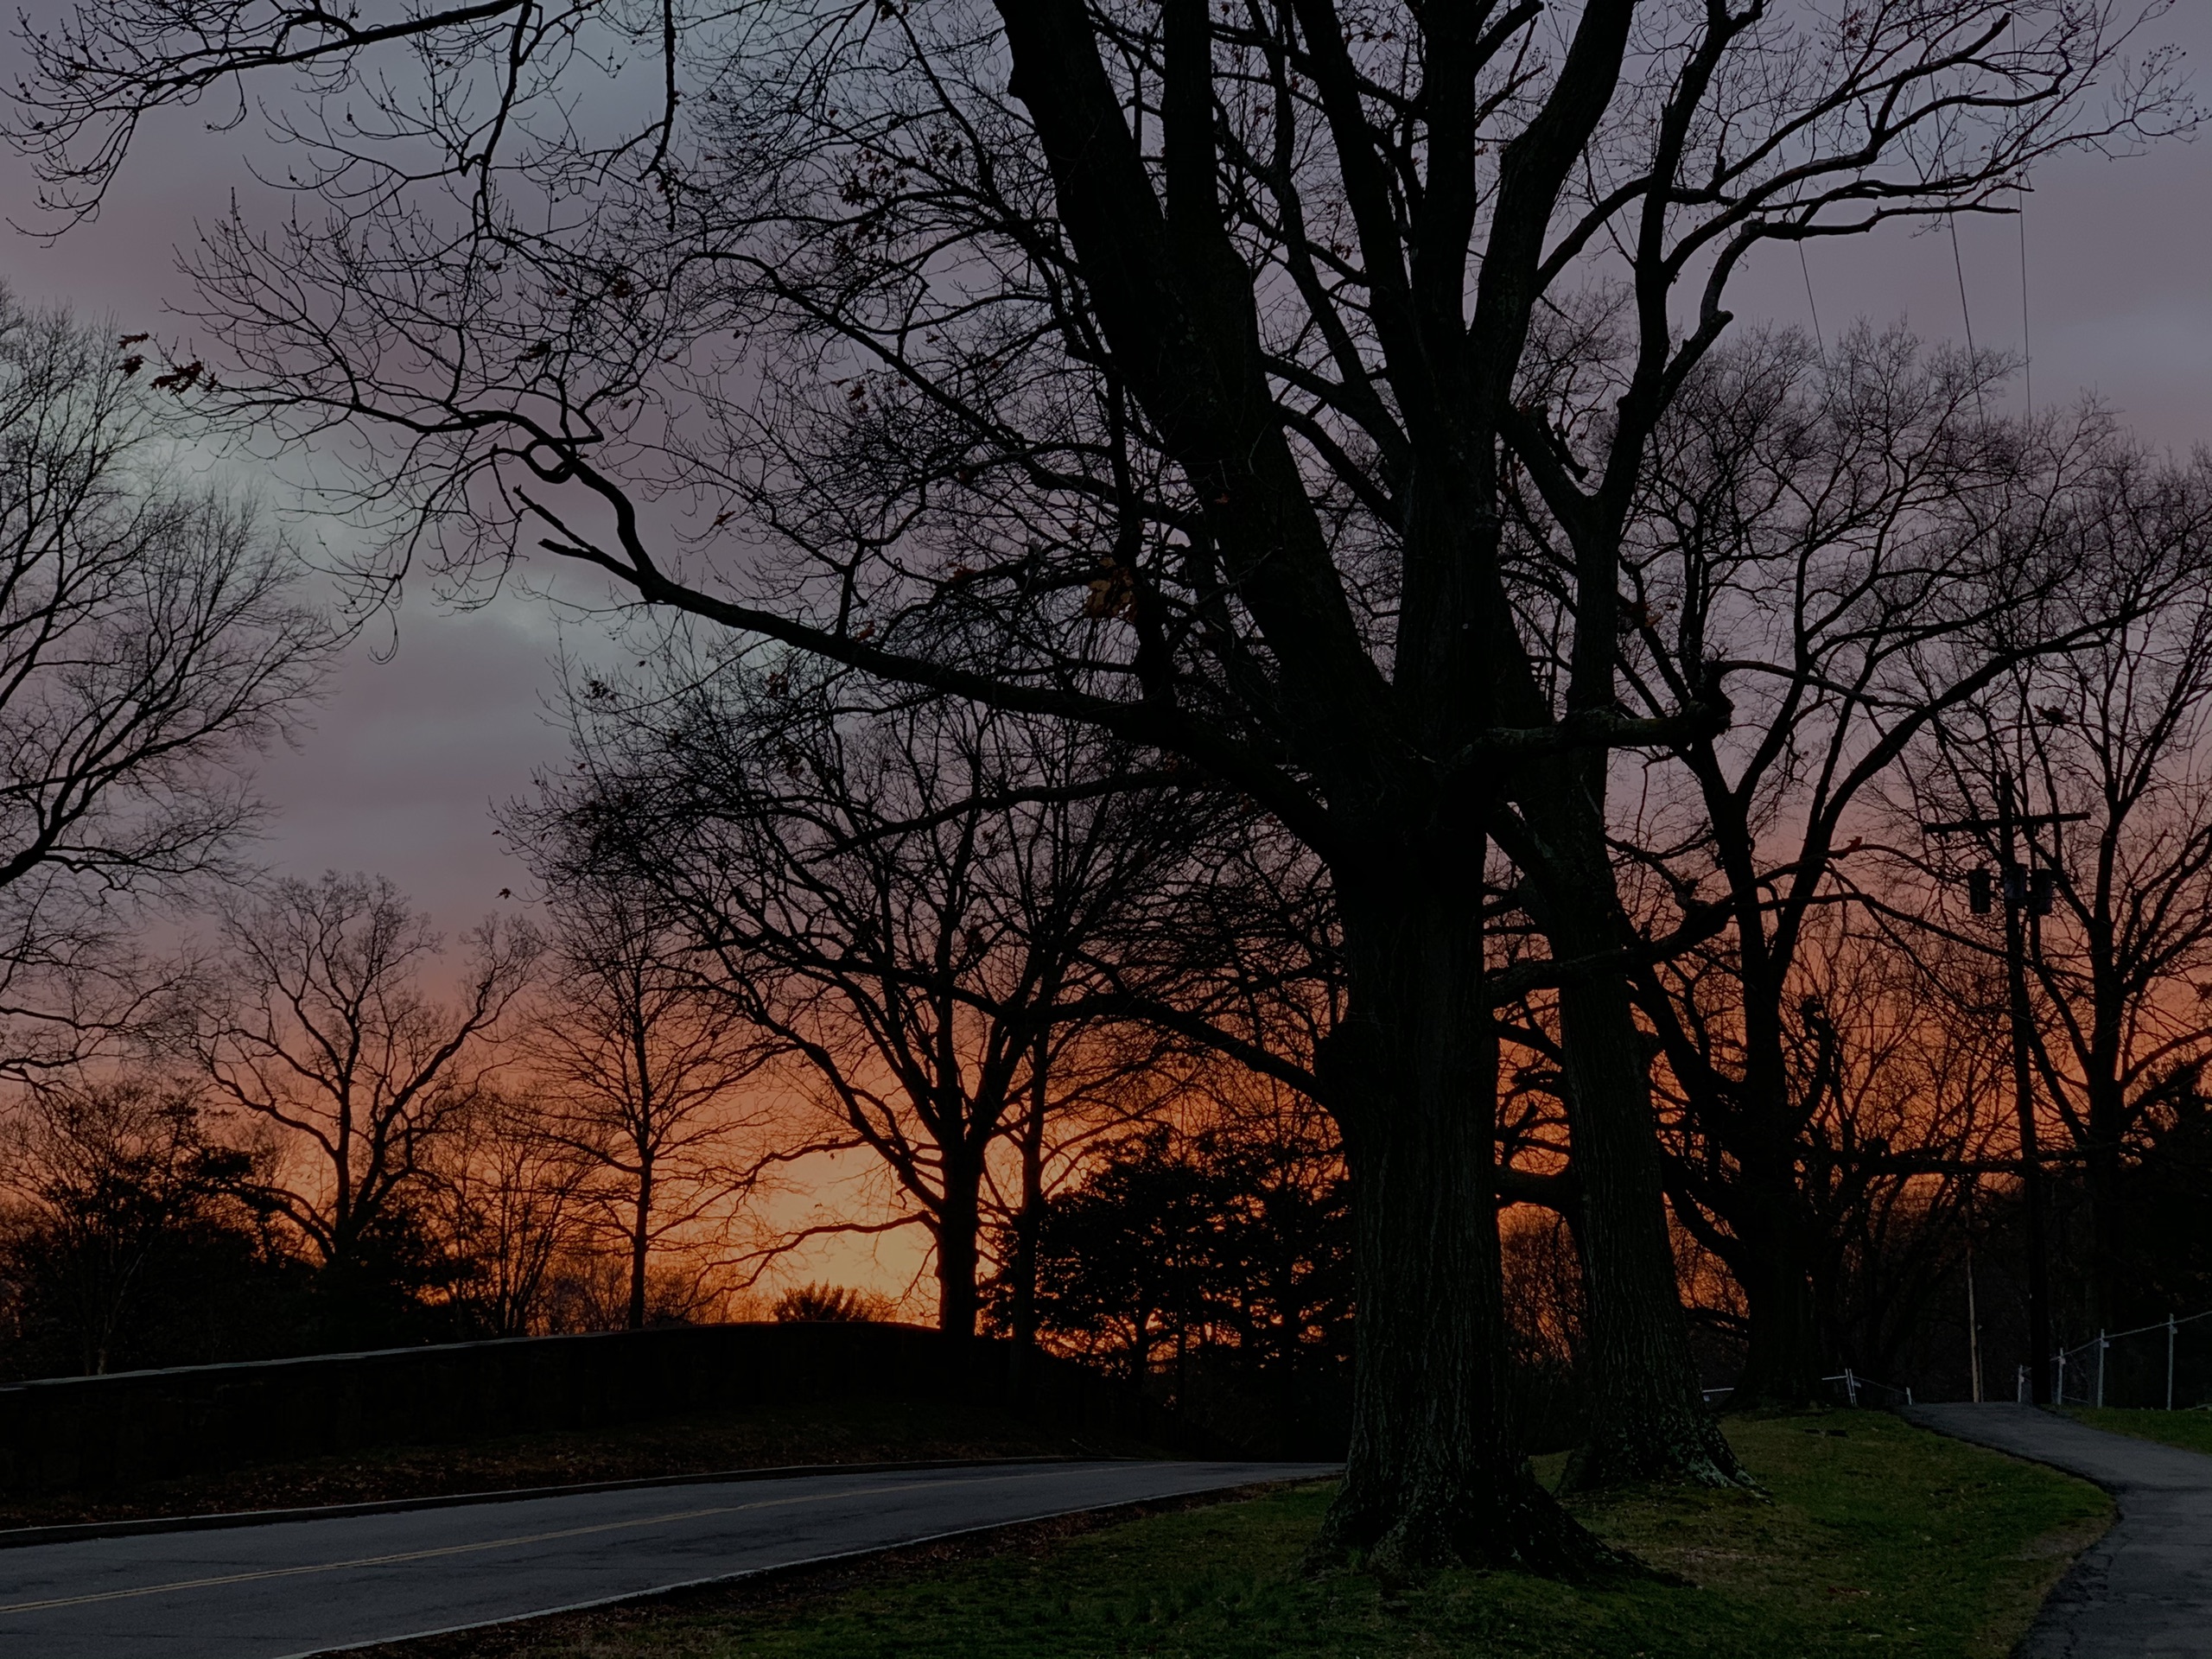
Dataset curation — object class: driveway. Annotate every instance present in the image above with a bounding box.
[0,1458,1335,1658]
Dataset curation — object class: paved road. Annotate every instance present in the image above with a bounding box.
[1907,1403,2212,1656]
[0,1459,1334,1658]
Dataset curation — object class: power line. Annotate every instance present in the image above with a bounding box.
[2018,178,2033,417]
[2011,16,2032,417]
[1949,213,1987,423]
[1798,239,1825,356]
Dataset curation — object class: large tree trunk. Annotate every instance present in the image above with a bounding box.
[626,1160,653,1332]
[1725,938,1833,1408]
[1660,1086,1830,1409]
[1724,1187,1826,1408]
[937,1154,982,1339]
[1317,867,1611,1574]
[1552,957,1744,1486]
[1527,804,1745,1489]
[1007,1052,1049,1406]
[2086,1070,2126,1333]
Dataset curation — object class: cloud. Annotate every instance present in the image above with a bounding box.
[250,597,571,927]
[2,5,2208,932]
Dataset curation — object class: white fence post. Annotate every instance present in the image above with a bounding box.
[2171,1315,2179,1411]
[2056,1351,2066,1404]
[1845,1366,1859,1408]
[2097,1330,2107,1409]
[2018,1363,2029,1404]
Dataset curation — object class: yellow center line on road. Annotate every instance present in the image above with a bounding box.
[0,1469,1058,1617]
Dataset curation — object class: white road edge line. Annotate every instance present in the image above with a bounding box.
[278,1469,1339,1659]
[0,1454,1094,1554]
[0,1470,1063,1615]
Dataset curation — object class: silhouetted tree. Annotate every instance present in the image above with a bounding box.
[1604,327,2212,1402]
[520,869,771,1331]
[1027,1128,1219,1384]
[1023,1116,1351,1413]
[423,1086,586,1338]
[525,651,1201,1338]
[13,0,2189,1558]
[179,872,540,1331]
[0,1073,299,1376]
[0,283,337,1074]
[1910,556,2212,1334]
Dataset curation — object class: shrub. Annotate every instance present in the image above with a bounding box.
[771,1282,880,1323]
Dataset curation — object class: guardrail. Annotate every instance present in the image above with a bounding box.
[1698,1368,1913,1408]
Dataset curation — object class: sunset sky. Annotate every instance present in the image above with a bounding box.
[0,2,2205,944]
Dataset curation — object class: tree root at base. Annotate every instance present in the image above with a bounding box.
[1313,1481,1648,1585]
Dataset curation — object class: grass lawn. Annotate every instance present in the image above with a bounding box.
[0,1397,1150,1532]
[2067,1405,2212,1457]
[379,1411,2108,1659]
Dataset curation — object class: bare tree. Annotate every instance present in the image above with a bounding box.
[1909,568,2212,1336]
[525,871,772,1331]
[520,652,1205,1338]
[1661,902,2010,1389]
[0,1072,257,1373]
[1599,327,2212,1402]
[422,1085,586,1338]
[0,283,337,1072]
[182,871,540,1287]
[12,0,2192,1560]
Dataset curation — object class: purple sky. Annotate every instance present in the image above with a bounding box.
[0,8,2207,939]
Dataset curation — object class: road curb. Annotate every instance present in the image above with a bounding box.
[0,1453,1103,1551]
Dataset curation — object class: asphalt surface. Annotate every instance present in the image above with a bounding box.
[1906,1403,2212,1656]
[0,1458,1335,1658]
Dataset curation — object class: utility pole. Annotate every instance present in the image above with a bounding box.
[1966,1205,1984,1404]
[1929,767,2084,1406]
